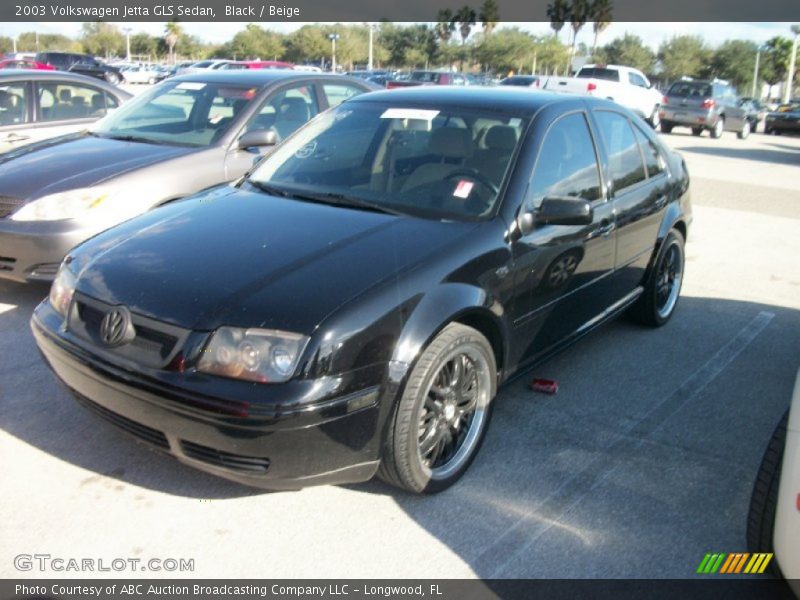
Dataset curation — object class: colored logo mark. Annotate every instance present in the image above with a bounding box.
[696,552,773,574]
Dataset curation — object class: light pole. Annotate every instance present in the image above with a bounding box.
[367,24,374,71]
[752,44,766,99]
[123,27,132,62]
[328,33,340,73]
[783,25,799,104]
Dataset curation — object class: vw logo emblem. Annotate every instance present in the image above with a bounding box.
[99,306,134,347]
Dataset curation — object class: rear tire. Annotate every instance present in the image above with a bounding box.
[628,229,685,327]
[378,323,496,494]
[747,411,787,577]
[659,122,673,134]
[710,116,724,139]
[106,72,121,85]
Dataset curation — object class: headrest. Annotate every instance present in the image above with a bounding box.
[59,88,72,102]
[485,125,517,151]
[280,97,309,121]
[428,127,470,158]
[91,94,105,109]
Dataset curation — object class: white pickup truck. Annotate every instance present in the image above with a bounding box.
[542,64,663,127]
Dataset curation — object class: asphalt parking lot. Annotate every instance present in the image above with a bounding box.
[0,121,798,579]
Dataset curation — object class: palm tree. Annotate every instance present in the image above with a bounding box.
[590,0,613,57]
[546,0,569,41]
[456,6,477,45]
[479,0,500,36]
[435,9,456,44]
[568,0,591,71]
[164,21,182,65]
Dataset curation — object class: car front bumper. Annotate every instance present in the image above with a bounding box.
[0,218,99,283]
[765,118,800,133]
[31,301,386,490]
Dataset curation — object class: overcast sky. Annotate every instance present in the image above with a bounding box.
[0,21,795,49]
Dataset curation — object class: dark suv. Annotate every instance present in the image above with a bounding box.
[35,52,124,85]
[660,79,749,139]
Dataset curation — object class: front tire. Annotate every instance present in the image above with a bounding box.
[378,323,497,493]
[738,120,751,139]
[106,72,121,85]
[628,229,685,327]
[747,411,787,577]
[649,106,661,129]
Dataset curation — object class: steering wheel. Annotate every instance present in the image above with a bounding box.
[444,169,499,196]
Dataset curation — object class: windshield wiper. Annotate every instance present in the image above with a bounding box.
[248,181,404,216]
[93,133,169,145]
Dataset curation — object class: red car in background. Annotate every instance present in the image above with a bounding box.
[0,59,55,70]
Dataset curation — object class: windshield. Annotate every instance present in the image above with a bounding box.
[91,81,259,147]
[249,102,527,221]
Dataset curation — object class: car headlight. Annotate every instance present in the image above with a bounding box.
[49,263,77,318]
[197,327,310,383]
[11,187,112,222]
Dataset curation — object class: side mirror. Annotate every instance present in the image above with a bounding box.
[238,129,277,150]
[527,196,593,229]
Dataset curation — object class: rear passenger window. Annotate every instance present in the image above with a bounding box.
[593,111,646,193]
[633,126,665,178]
[37,82,110,121]
[322,84,364,108]
[527,112,602,210]
[0,83,28,126]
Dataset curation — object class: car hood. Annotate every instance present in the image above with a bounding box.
[0,133,199,199]
[72,185,479,333]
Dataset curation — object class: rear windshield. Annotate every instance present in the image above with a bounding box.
[410,72,442,83]
[668,81,712,97]
[576,68,620,82]
[501,76,538,86]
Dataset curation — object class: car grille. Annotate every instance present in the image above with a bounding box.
[71,390,170,450]
[181,440,271,473]
[0,195,24,219]
[68,292,189,369]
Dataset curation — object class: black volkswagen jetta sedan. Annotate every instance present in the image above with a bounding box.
[32,87,692,494]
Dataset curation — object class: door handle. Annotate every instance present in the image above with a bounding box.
[5,133,29,142]
[598,220,616,236]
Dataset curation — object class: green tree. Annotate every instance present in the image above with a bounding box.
[0,37,14,53]
[598,34,655,73]
[455,6,477,45]
[80,22,124,58]
[479,0,500,36]
[227,24,284,60]
[547,0,569,41]
[435,10,456,44]
[129,33,159,59]
[710,40,758,92]
[760,36,793,96]
[284,25,329,64]
[658,35,712,82]
[164,21,182,64]
[567,0,591,71]
[474,27,536,73]
[589,0,613,57]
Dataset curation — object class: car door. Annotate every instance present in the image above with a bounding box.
[590,109,667,293]
[223,81,320,179]
[509,108,617,364]
[720,85,746,131]
[0,80,33,153]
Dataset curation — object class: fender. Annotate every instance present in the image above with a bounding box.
[389,282,509,385]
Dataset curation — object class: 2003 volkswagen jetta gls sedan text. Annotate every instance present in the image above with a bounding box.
[32,87,692,494]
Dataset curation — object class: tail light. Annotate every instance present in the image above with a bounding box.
[587,82,597,93]
[662,95,669,105]
[702,98,715,109]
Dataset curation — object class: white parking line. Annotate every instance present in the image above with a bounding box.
[0,303,16,314]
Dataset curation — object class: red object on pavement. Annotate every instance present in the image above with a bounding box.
[531,378,558,394]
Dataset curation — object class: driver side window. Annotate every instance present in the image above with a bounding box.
[526,113,602,211]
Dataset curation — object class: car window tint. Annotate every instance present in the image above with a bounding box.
[0,83,28,126]
[322,83,364,108]
[37,82,108,121]
[628,72,647,88]
[246,84,318,139]
[527,112,602,210]
[668,81,712,97]
[632,125,664,178]
[594,111,647,193]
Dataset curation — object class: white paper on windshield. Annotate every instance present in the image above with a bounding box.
[380,108,439,121]
[176,82,206,90]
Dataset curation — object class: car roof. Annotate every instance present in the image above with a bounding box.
[169,70,357,86]
[349,86,592,114]
[0,69,130,95]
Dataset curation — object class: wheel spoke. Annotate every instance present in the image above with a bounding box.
[419,426,445,458]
